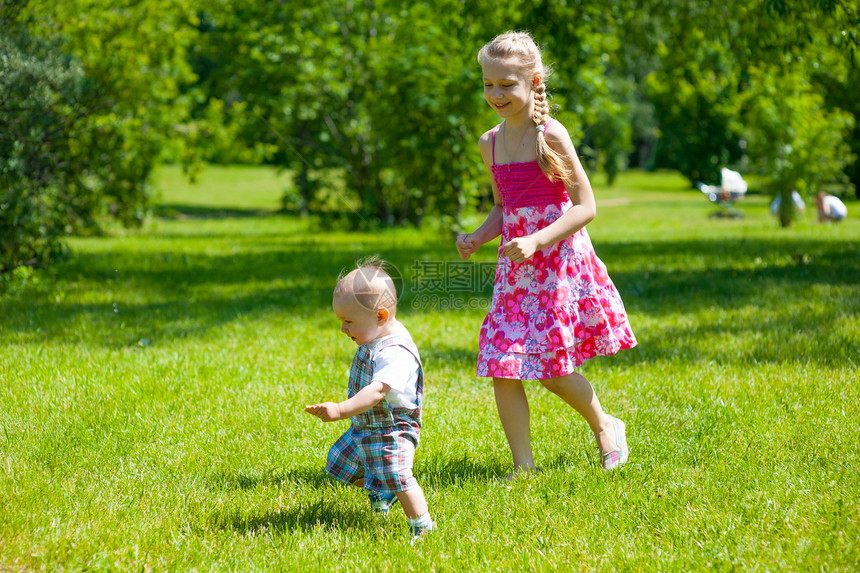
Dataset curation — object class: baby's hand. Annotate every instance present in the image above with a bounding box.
[304,402,342,422]
[456,233,478,260]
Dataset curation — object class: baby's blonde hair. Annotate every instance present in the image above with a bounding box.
[334,256,398,312]
[477,31,573,187]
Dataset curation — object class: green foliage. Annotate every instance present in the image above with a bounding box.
[4,0,859,259]
[0,9,87,272]
[645,42,742,184]
[627,2,750,185]
[188,0,636,227]
[581,97,634,186]
[741,65,855,227]
[1,0,199,273]
[359,1,486,227]
[24,0,200,222]
[187,0,345,216]
[619,0,860,205]
[814,37,860,195]
[185,0,855,227]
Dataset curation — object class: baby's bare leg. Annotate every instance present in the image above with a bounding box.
[395,484,428,519]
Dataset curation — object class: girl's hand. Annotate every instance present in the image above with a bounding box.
[304,402,342,422]
[502,236,539,264]
[456,233,479,260]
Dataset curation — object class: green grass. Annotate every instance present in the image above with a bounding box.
[1,165,859,571]
[153,163,291,215]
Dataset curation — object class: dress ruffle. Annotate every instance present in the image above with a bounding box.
[480,283,635,354]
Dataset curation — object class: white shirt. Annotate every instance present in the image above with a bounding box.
[770,191,805,215]
[368,323,421,409]
[824,195,847,219]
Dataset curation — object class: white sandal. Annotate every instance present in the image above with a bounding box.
[601,416,629,470]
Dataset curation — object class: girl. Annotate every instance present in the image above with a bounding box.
[456,31,637,476]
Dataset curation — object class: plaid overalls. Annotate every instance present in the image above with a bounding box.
[325,333,424,494]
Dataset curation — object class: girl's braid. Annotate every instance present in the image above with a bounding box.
[532,80,549,127]
[532,76,573,187]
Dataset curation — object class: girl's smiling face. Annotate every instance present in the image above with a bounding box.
[482,58,533,120]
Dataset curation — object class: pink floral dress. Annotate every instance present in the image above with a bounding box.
[476,122,637,380]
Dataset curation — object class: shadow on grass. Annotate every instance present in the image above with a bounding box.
[207,467,332,491]
[417,453,505,487]
[205,467,374,534]
[599,237,860,315]
[156,204,277,219]
[205,458,503,535]
[208,457,505,493]
[209,501,373,535]
[2,230,858,364]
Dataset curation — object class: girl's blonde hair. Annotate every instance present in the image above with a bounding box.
[477,31,573,187]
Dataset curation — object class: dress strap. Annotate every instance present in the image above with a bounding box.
[491,124,501,166]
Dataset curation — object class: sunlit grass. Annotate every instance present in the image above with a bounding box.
[152,164,290,214]
[1,166,858,571]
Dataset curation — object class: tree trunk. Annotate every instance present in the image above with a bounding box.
[778,187,794,228]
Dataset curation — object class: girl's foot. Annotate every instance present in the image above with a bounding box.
[503,465,542,482]
[601,416,629,470]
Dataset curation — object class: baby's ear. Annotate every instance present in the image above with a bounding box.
[377,308,390,324]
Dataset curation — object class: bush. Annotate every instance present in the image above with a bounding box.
[0,21,85,273]
[1,0,196,273]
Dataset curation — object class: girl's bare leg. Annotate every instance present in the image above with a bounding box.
[539,372,618,454]
[493,377,538,473]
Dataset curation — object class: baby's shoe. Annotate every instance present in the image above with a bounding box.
[409,520,436,545]
[602,416,629,470]
[369,491,398,515]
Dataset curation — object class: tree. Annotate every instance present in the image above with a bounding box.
[620,2,747,185]
[186,0,331,216]
[741,66,854,227]
[0,14,83,272]
[191,0,514,227]
[1,0,198,273]
[619,0,858,226]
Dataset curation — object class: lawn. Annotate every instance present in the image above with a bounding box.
[1,166,858,571]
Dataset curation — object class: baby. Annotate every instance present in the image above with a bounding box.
[304,258,434,542]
